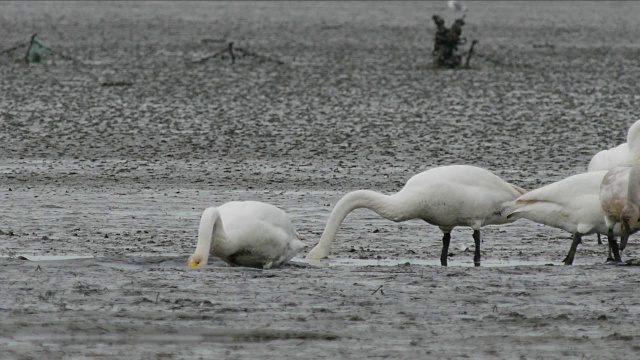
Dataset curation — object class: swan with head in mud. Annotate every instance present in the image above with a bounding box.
[306,165,526,267]
[600,166,640,256]
[587,119,640,245]
[507,171,627,264]
[188,201,305,269]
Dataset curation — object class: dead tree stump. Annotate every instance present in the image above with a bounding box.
[432,15,475,68]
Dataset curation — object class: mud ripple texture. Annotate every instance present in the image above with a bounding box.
[1,1,640,359]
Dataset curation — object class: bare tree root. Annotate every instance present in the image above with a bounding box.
[432,15,477,69]
[195,41,284,65]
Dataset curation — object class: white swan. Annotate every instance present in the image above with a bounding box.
[587,119,640,245]
[588,120,640,172]
[306,165,526,267]
[600,166,640,255]
[187,201,306,269]
[448,0,467,13]
[507,171,622,264]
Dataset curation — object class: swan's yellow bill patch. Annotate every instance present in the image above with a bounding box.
[188,262,199,267]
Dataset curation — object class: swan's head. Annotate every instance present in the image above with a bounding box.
[187,253,206,267]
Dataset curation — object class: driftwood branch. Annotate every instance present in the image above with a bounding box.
[234,47,284,65]
[432,15,476,69]
[24,33,38,64]
[194,42,234,64]
[465,39,478,67]
[0,41,28,56]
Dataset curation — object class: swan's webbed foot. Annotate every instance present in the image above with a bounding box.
[604,256,618,264]
[472,230,481,267]
[563,233,582,265]
[440,232,451,267]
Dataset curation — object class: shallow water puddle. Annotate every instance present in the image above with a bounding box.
[1,254,560,268]
[6,328,338,344]
[2,254,94,261]
[294,257,560,268]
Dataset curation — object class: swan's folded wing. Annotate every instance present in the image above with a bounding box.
[506,199,565,222]
[509,183,527,195]
[514,172,607,208]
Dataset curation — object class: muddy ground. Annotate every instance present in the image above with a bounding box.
[1,1,640,359]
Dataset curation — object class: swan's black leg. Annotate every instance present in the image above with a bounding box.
[620,220,631,253]
[473,230,481,267]
[563,233,582,265]
[606,229,615,263]
[441,232,451,267]
[607,228,622,263]
[597,233,602,245]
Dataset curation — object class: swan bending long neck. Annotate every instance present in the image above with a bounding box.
[627,120,640,154]
[195,207,229,265]
[311,190,414,258]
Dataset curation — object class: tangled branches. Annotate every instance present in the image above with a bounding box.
[432,15,477,69]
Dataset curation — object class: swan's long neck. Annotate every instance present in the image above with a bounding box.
[194,207,229,265]
[307,189,414,259]
[627,120,640,154]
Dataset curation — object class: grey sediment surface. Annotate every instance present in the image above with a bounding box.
[1,1,640,358]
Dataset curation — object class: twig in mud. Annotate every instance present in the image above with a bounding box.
[100,80,133,87]
[613,302,629,313]
[464,39,478,67]
[194,41,284,65]
[35,265,42,272]
[235,46,284,65]
[194,42,234,64]
[0,41,27,57]
[24,33,38,63]
[371,285,384,295]
[155,292,160,303]
[492,304,498,313]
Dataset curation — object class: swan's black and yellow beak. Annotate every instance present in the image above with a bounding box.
[188,261,199,267]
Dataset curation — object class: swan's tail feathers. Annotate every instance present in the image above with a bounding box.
[505,199,556,221]
[509,183,528,195]
[505,208,523,220]
[504,199,533,220]
[291,237,307,253]
[500,200,522,219]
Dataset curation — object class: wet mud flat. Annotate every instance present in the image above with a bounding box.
[1,1,640,359]
[2,256,640,359]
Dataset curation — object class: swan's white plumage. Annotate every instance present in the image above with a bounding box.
[508,171,610,236]
[448,0,467,12]
[588,120,640,172]
[306,165,525,260]
[188,201,305,269]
